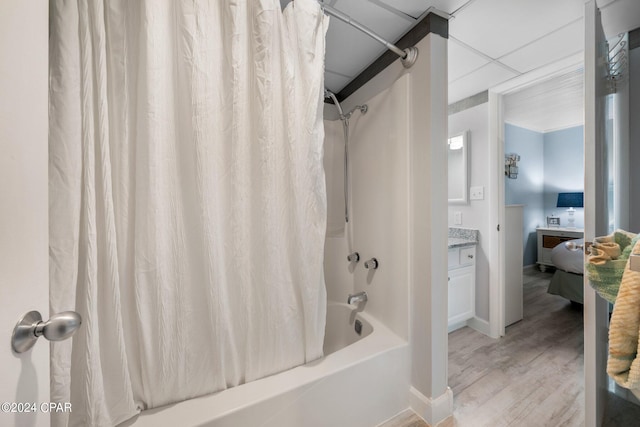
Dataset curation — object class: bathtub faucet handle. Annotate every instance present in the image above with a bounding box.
[347,252,360,263]
[364,258,378,270]
[347,291,368,306]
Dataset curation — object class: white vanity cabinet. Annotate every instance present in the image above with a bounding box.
[448,245,476,330]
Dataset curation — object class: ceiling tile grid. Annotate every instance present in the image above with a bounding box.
[498,18,585,74]
[448,37,490,82]
[449,62,518,103]
[449,0,585,59]
[323,0,427,92]
[377,0,468,17]
[308,0,640,100]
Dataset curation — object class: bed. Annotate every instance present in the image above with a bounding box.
[547,238,584,304]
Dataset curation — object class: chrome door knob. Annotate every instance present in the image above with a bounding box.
[36,311,82,341]
[12,310,82,353]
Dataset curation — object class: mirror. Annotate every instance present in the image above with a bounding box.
[448,131,468,204]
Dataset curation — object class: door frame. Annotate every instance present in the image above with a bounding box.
[487,53,584,338]
[583,2,611,425]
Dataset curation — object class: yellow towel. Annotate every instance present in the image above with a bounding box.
[607,238,640,399]
[589,242,621,265]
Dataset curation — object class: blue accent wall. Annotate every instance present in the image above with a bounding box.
[505,124,544,266]
[505,124,584,267]
[543,126,585,228]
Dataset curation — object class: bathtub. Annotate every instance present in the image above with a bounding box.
[122,302,410,427]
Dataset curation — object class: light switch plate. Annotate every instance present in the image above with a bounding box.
[470,186,484,200]
[454,211,462,225]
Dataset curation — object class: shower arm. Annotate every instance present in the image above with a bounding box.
[319,3,418,69]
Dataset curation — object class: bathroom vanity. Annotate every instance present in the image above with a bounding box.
[447,228,478,332]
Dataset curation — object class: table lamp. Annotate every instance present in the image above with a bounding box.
[556,192,583,229]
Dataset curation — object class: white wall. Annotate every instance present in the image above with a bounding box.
[323,32,450,425]
[448,102,491,322]
[0,1,50,426]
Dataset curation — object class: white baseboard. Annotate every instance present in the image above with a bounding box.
[467,316,491,337]
[409,386,453,426]
[447,317,492,338]
[447,320,467,333]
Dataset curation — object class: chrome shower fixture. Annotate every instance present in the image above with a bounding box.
[347,252,360,263]
[364,258,379,270]
[343,104,368,120]
[324,89,344,119]
[324,89,368,224]
[324,89,367,121]
[347,291,368,305]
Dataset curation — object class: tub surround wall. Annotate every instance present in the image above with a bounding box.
[324,75,410,341]
[324,119,346,238]
[448,101,492,326]
[324,31,451,425]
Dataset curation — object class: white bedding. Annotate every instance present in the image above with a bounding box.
[551,238,584,274]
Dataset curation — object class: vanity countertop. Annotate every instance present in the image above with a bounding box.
[448,227,479,248]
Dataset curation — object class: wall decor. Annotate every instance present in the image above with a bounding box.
[505,153,520,179]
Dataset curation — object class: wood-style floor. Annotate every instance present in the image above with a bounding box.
[381,269,640,427]
[446,269,585,426]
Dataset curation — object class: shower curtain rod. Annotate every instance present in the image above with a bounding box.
[318,3,418,68]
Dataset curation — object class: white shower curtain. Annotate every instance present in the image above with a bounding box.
[49,1,328,426]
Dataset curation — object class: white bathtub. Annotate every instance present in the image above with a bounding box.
[122,302,409,427]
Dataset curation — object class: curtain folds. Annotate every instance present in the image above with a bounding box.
[49,1,328,425]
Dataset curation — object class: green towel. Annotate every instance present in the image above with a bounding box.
[586,229,638,303]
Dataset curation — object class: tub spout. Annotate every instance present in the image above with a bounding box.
[347,291,368,306]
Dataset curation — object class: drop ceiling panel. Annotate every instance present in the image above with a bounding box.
[377,0,467,17]
[450,0,584,59]
[375,0,432,19]
[325,71,353,93]
[448,38,490,82]
[600,0,640,39]
[499,19,584,74]
[325,21,387,78]
[449,62,518,103]
[325,0,422,90]
[333,0,413,41]
[596,0,619,9]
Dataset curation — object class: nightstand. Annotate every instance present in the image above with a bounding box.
[536,227,584,272]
